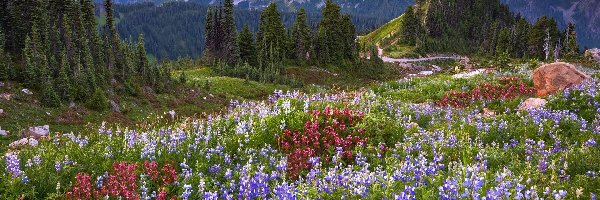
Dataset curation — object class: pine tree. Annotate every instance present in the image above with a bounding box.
[292,8,310,62]
[512,17,529,58]
[222,0,238,66]
[496,27,511,55]
[41,76,61,107]
[204,6,214,60]
[400,6,418,45]
[238,24,257,67]
[257,3,286,69]
[136,34,150,84]
[0,29,9,81]
[340,14,357,61]
[55,49,71,100]
[317,0,342,64]
[564,23,580,59]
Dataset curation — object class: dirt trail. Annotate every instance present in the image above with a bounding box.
[377,48,463,63]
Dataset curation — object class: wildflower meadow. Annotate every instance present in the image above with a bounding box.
[2,69,600,199]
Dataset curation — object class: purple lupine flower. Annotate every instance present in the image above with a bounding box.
[274,182,297,200]
[181,184,193,200]
[5,153,23,179]
[585,138,597,147]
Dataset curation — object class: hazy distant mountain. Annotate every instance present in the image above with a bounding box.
[100,0,411,22]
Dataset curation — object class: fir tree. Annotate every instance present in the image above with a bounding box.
[238,24,257,67]
[55,49,71,100]
[204,7,214,60]
[400,6,418,46]
[222,0,238,66]
[41,76,61,107]
[564,23,579,59]
[292,8,310,62]
[0,30,9,81]
[496,27,511,55]
[136,34,150,83]
[257,3,286,69]
[317,0,342,64]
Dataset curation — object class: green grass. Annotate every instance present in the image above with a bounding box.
[179,68,291,100]
[383,45,419,58]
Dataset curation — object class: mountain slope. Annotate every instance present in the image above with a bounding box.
[359,14,405,48]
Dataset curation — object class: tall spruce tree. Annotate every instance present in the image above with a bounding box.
[238,24,257,67]
[292,8,311,62]
[257,3,287,69]
[564,23,579,59]
[204,7,214,59]
[222,0,238,66]
[496,27,511,54]
[400,6,418,46]
[317,0,342,64]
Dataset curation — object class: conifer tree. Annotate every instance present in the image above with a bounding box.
[496,27,511,54]
[257,3,286,69]
[222,0,238,66]
[238,24,257,67]
[400,6,418,46]
[204,7,214,59]
[292,8,310,62]
[564,23,579,59]
[0,29,9,81]
[317,0,342,64]
[56,48,71,100]
[136,34,150,84]
[340,14,357,61]
[41,76,61,107]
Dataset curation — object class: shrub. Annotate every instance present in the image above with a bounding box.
[277,107,367,179]
[86,89,109,112]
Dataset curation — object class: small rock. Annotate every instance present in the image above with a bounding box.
[110,100,121,113]
[0,93,13,101]
[532,62,590,96]
[69,102,77,108]
[483,108,496,118]
[0,109,3,115]
[19,125,50,139]
[9,137,39,149]
[22,88,33,95]
[0,82,4,87]
[519,98,548,110]
[432,65,442,72]
[0,128,7,136]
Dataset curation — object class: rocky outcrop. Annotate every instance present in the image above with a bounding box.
[532,62,590,96]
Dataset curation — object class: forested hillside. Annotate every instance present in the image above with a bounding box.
[114,1,387,60]
[368,0,582,62]
[0,0,170,109]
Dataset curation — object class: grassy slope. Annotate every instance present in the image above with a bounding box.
[359,14,404,49]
